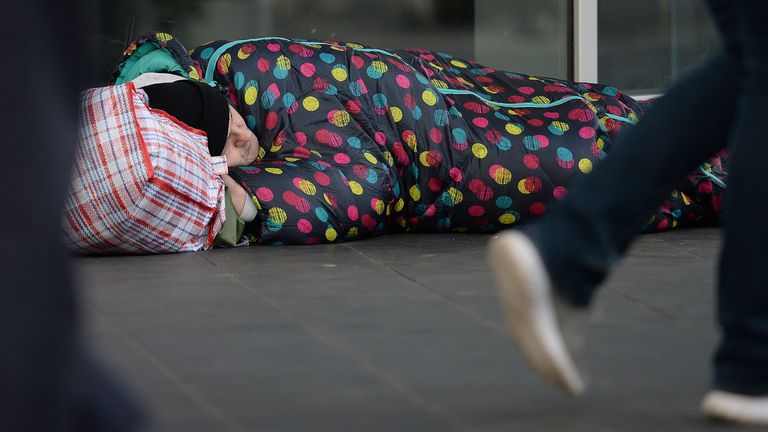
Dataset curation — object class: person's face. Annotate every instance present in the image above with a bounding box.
[222,105,260,166]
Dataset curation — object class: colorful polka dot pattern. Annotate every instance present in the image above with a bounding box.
[116,34,728,245]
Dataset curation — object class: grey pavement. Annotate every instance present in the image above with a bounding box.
[75,228,757,432]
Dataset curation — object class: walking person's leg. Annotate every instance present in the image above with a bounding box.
[701,0,768,423]
[489,0,741,395]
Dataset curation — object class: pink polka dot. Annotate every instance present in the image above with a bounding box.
[527,118,544,127]
[282,191,299,205]
[518,86,535,95]
[553,186,568,200]
[485,130,501,145]
[295,197,311,213]
[293,147,310,158]
[472,117,489,128]
[508,95,526,103]
[295,131,307,146]
[535,134,549,148]
[428,177,442,192]
[543,111,559,119]
[315,129,331,144]
[353,164,368,179]
[429,128,443,144]
[699,181,714,194]
[530,202,546,216]
[257,58,270,72]
[361,214,376,230]
[266,43,281,52]
[607,105,622,115]
[579,126,596,139]
[568,108,595,122]
[333,153,351,164]
[346,100,362,114]
[297,218,313,233]
[449,167,463,182]
[256,187,273,202]
[300,63,316,77]
[375,131,387,145]
[265,112,278,130]
[425,204,436,217]
[314,171,331,186]
[523,154,540,170]
[347,205,359,221]
[396,74,411,88]
[351,56,365,69]
[468,205,485,217]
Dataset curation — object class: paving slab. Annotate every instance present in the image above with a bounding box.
[76,228,757,432]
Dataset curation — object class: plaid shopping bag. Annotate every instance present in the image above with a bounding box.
[63,82,227,254]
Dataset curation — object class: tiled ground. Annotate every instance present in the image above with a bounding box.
[75,228,755,432]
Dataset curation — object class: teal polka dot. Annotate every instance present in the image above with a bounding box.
[273,66,289,79]
[433,109,449,126]
[496,196,513,209]
[347,136,361,148]
[449,106,463,117]
[199,47,214,60]
[315,207,329,222]
[451,128,467,143]
[282,92,296,108]
[602,86,619,96]
[267,220,283,232]
[324,84,338,96]
[523,135,543,151]
[319,53,336,64]
[367,66,383,79]
[366,169,378,184]
[412,106,422,120]
[234,72,245,90]
[497,137,512,150]
[494,111,510,121]
[349,81,364,97]
[246,115,256,130]
[415,73,430,85]
[372,93,388,108]
[260,90,276,109]
[556,147,574,162]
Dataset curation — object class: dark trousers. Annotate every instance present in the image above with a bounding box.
[527,0,768,395]
[0,2,141,431]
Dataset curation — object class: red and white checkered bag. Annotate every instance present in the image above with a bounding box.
[63,82,227,254]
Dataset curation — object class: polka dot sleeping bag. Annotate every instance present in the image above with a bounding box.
[113,33,728,245]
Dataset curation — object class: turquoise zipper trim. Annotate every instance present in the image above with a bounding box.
[204,37,637,126]
[698,166,728,189]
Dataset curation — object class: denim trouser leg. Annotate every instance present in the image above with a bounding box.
[526,54,737,306]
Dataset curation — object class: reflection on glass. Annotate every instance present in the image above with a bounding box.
[475,0,570,79]
[598,0,719,94]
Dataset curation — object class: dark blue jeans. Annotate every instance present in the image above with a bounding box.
[526,0,768,395]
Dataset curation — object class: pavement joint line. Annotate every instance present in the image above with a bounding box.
[82,302,249,432]
[223,272,481,432]
[342,243,509,334]
[604,287,676,320]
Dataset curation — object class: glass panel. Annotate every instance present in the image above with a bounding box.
[598,0,720,94]
[93,0,477,83]
[474,0,570,79]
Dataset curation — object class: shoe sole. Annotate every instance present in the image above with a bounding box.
[489,231,586,396]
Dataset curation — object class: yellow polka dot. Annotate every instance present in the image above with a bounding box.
[505,123,522,135]
[155,32,173,43]
[382,151,394,166]
[532,96,551,104]
[597,137,605,151]
[323,193,334,206]
[499,213,517,224]
[450,60,468,68]
[578,158,593,173]
[325,227,338,241]
[347,227,359,238]
[298,179,317,195]
[268,207,287,224]
[472,143,488,159]
[390,106,403,122]
[431,79,448,89]
[447,187,463,205]
[419,151,436,167]
[349,181,363,195]
[409,185,421,201]
[258,147,266,160]
[285,157,299,163]
[331,110,350,127]
[373,199,385,215]
[371,60,388,74]
[681,192,691,205]
[483,86,500,94]
[551,121,570,133]
[517,179,531,194]
[422,89,437,106]
[265,167,283,175]
[394,198,405,212]
[187,68,200,80]
[244,85,258,106]
[218,54,233,75]
[428,62,444,71]
[276,55,291,70]
[364,153,378,165]
[405,134,417,151]
[493,167,512,185]
[346,42,364,49]
[332,67,348,82]
[303,96,320,112]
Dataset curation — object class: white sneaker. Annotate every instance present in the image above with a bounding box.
[701,390,768,426]
[489,230,588,396]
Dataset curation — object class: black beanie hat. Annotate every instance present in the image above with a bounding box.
[142,80,230,157]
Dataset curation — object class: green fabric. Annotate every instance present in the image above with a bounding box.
[115,43,188,85]
[214,188,246,248]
